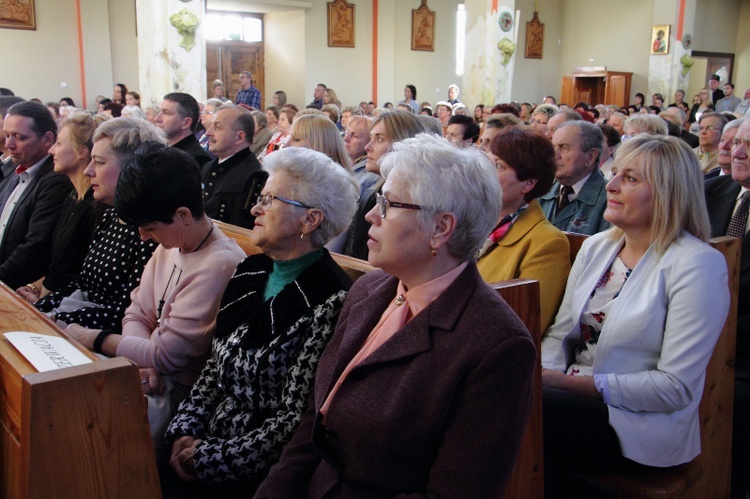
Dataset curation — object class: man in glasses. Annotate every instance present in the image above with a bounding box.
[695,112,729,174]
[201,104,267,228]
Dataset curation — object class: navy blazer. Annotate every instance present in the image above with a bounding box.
[705,174,750,375]
[255,263,536,499]
[0,156,72,288]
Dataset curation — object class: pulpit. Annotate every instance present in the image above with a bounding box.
[561,67,632,108]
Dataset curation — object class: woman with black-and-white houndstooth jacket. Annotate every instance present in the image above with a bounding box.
[161,147,359,498]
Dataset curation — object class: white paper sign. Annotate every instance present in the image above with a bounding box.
[4,332,93,372]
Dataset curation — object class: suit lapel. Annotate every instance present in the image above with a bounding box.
[706,176,740,237]
[355,264,480,369]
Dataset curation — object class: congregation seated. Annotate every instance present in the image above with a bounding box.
[705,116,750,497]
[16,113,105,302]
[286,113,351,170]
[538,121,610,235]
[0,101,73,289]
[249,110,273,156]
[0,96,25,184]
[693,111,729,174]
[155,92,212,168]
[545,108,582,140]
[256,133,535,498]
[542,134,730,496]
[34,117,165,330]
[160,147,358,498]
[477,126,570,333]
[342,114,379,199]
[342,110,428,260]
[260,106,296,159]
[64,143,245,448]
[623,112,668,137]
[201,104,267,229]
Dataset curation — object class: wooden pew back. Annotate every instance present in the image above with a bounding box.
[494,279,544,499]
[558,233,740,498]
[0,282,161,499]
[213,219,376,281]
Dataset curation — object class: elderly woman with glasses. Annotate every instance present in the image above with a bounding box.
[255,134,536,498]
[161,147,358,498]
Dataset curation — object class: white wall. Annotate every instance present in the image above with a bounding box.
[302,0,374,108]
[511,0,565,105]
[1,0,82,103]
[108,0,139,101]
[557,0,653,104]
[265,10,307,108]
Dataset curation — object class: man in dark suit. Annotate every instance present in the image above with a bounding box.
[0,101,72,289]
[201,104,267,229]
[705,118,750,499]
[155,93,212,168]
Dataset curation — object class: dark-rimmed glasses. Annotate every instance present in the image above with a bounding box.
[375,193,423,219]
[256,193,312,210]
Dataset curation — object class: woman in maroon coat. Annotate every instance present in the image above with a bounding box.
[255,133,536,498]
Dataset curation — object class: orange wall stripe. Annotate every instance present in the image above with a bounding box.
[676,0,685,42]
[372,0,378,104]
[75,0,87,109]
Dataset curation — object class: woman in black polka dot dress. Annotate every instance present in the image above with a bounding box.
[35,118,166,330]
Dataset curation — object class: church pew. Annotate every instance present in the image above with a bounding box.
[494,279,544,499]
[0,281,161,499]
[555,234,740,498]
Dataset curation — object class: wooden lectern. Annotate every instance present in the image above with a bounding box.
[0,283,161,498]
[561,67,633,108]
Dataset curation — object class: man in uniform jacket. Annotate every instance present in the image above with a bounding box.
[201,105,267,229]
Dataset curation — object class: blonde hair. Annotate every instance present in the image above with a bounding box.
[289,114,352,171]
[61,113,98,156]
[609,134,710,253]
[372,110,429,143]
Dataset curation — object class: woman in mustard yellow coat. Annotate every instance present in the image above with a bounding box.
[477,126,570,332]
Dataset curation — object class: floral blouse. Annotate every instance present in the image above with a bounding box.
[567,255,632,376]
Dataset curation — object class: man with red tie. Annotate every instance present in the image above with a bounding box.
[0,101,71,288]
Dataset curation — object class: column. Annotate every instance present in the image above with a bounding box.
[135,0,206,108]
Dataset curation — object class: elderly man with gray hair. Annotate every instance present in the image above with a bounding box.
[539,121,610,235]
[695,111,730,174]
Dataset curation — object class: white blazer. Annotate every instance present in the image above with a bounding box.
[541,231,729,467]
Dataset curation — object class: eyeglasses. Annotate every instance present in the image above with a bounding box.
[201,109,214,116]
[698,125,719,132]
[375,193,423,218]
[256,193,312,210]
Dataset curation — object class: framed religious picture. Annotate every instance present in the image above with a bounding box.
[0,0,35,30]
[651,24,670,55]
[328,0,355,48]
[525,11,544,59]
[411,0,435,52]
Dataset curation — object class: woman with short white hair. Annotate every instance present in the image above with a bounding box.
[257,133,536,498]
[162,147,359,497]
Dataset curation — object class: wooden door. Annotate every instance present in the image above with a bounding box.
[561,76,574,106]
[206,42,265,107]
[604,74,631,108]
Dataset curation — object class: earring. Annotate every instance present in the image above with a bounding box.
[430,246,437,257]
[300,233,307,242]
